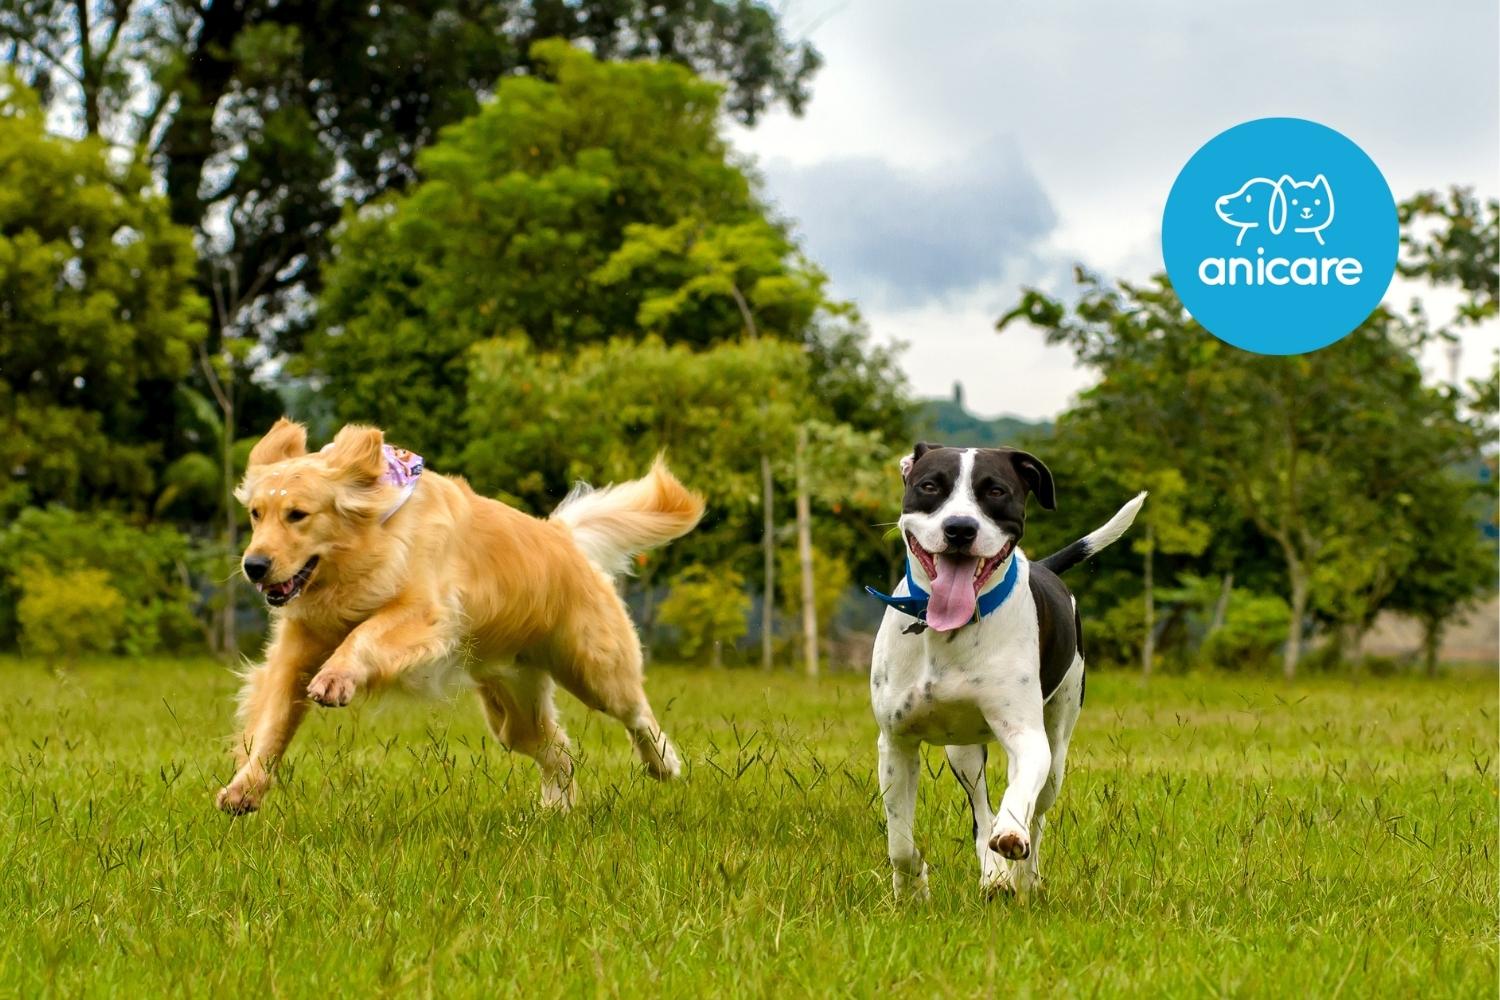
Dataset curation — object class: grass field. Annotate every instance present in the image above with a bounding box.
[0,658,1493,997]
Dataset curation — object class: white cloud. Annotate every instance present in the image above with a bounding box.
[763,136,1056,308]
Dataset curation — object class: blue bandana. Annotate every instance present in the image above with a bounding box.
[866,552,1025,630]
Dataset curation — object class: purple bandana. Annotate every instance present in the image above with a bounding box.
[380,444,423,522]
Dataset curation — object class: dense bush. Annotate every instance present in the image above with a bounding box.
[16,567,126,659]
[657,567,751,668]
[0,507,201,655]
[1198,592,1292,672]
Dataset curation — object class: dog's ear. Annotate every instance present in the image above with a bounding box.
[1009,449,1056,510]
[1271,176,1292,235]
[323,424,386,485]
[902,442,943,482]
[247,417,308,467]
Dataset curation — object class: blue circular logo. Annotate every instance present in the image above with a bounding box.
[1161,118,1397,355]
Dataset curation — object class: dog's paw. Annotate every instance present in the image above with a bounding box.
[988,827,1030,861]
[307,669,358,707]
[979,864,1014,898]
[216,782,261,815]
[892,862,930,902]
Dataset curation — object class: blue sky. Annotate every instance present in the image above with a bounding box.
[730,0,1500,419]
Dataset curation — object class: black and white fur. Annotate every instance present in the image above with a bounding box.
[871,443,1145,897]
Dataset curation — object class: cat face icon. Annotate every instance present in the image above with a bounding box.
[1278,174,1334,244]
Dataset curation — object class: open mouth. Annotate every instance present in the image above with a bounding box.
[906,533,1016,631]
[258,556,318,607]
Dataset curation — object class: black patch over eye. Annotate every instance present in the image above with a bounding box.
[287,509,309,523]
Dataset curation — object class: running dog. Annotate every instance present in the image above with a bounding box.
[217,418,703,815]
[867,443,1144,896]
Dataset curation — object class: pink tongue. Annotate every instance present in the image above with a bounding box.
[926,555,978,631]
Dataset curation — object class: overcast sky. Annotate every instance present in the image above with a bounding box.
[728,1,1500,420]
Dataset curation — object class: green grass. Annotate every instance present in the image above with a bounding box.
[0,658,1493,997]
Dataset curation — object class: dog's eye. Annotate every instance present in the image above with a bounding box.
[918,481,940,495]
[286,509,309,523]
[988,485,1008,498]
[249,509,261,522]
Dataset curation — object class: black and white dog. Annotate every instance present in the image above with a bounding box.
[867,443,1144,897]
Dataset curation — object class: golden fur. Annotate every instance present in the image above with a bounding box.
[216,418,704,814]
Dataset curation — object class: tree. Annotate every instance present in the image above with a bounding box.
[313,42,766,465]
[312,42,909,457]
[1001,270,1482,678]
[0,76,206,509]
[1,0,817,359]
[657,566,751,668]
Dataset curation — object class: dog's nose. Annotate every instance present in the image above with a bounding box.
[941,517,978,548]
[242,554,272,582]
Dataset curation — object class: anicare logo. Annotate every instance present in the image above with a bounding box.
[1162,118,1397,355]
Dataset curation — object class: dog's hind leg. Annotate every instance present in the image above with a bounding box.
[476,667,576,810]
[880,732,928,900]
[945,744,1011,895]
[548,600,681,782]
[1021,657,1085,890]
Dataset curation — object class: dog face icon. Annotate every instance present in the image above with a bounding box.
[1278,174,1334,243]
[1214,178,1285,245]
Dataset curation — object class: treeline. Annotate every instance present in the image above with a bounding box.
[0,11,1494,674]
[1003,190,1498,677]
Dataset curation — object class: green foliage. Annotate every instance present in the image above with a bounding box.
[776,545,852,638]
[312,42,763,464]
[1001,264,1487,676]
[1,0,816,366]
[1086,599,1148,669]
[594,217,827,341]
[0,75,206,509]
[464,336,898,587]
[15,567,125,659]
[656,567,750,665]
[1399,188,1499,329]
[1198,592,1292,672]
[0,508,200,654]
[312,44,907,474]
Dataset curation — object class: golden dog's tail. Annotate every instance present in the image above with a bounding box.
[551,457,705,578]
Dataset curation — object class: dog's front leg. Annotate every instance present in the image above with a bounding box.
[306,600,456,707]
[218,621,330,814]
[878,732,928,900]
[984,704,1056,875]
[983,694,1052,873]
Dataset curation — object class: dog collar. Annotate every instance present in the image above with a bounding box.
[865,551,1025,628]
[379,445,424,523]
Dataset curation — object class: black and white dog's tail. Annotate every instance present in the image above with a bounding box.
[1038,492,1148,575]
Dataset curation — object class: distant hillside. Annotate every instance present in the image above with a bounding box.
[914,383,1052,447]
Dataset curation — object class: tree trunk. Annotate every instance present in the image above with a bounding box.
[1422,617,1443,678]
[1141,523,1155,677]
[761,454,775,671]
[795,426,818,678]
[1283,557,1309,680]
[640,574,656,666]
[1207,572,1234,637]
[711,639,723,670]
[221,394,236,657]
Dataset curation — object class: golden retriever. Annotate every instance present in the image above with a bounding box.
[216,418,704,814]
